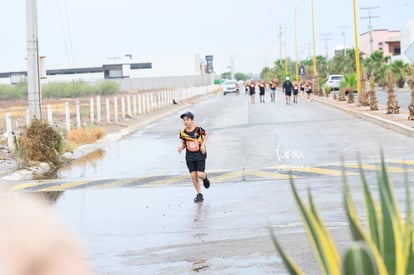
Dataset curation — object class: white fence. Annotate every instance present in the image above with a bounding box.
[2,85,215,149]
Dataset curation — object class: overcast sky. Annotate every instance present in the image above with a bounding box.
[0,0,412,75]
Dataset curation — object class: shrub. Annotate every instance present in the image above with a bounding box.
[66,126,106,147]
[97,81,119,95]
[0,80,27,100]
[272,155,414,275]
[16,119,65,168]
[42,81,97,98]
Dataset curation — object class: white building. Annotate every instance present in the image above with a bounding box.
[0,54,208,85]
[401,19,414,64]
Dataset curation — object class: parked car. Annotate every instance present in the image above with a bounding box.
[325,74,344,91]
[222,79,239,95]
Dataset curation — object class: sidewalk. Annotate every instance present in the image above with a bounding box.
[312,93,414,137]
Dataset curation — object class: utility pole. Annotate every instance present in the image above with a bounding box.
[304,43,312,60]
[353,0,362,96]
[294,7,299,82]
[360,6,379,56]
[320,33,333,60]
[26,0,42,122]
[278,25,282,61]
[338,25,350,55]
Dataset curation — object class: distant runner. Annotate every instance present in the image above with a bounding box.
[282,76,293,105]
[269,79,278,103]
[293,81,299,104]
[258,80,266,103]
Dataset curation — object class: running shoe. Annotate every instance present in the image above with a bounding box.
[203,175,210,189]
[194,193,204,203]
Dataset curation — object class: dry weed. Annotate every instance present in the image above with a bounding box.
[67,127,106,146]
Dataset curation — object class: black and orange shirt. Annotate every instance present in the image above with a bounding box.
[259,83,265,93]
[179,126,207,160]
[293,84,299,91]
[269,82,277,90]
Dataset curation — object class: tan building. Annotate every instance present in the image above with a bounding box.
[359,29,401,57]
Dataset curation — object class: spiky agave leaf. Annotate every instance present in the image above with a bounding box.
[404,170,414,274]
[270,230,304,275]
[289,179,340,275]
[358,160,381,250]
[342,242,380,275]
[377,156,403,275]
[308,188,341,267]
[343,165,388,275]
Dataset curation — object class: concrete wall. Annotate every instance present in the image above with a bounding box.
[112,74,213,91]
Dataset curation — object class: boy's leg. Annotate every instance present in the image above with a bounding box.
[190,172,202,194]
[187,160,202,194]
[196,160,210,189]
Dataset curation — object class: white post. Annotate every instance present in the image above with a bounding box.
[47,105,52,124]
[143,94,147,113]
[127,95,132,117]
[133,95,137,116]
[114,96,118,122]
[138,95,142,114]
[96,95,101,123]
[121,96,126,119]
[26,109,30,126]
[150,93,154,110]
[146,94,151,113]
[6,112,13,149]
[106,98,110,123]
[76,99,81,128]
[65,102,71,131]
[90,97,94,124]
[157,93,161,109]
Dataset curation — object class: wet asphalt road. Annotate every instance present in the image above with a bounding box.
[41,92,414,274]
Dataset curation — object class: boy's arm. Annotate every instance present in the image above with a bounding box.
[201,131,208,147]
[177,140,185,154]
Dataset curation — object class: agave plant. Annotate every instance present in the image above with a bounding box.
[272,155,414,275]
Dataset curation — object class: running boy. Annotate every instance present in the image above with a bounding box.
[178,111,210,203]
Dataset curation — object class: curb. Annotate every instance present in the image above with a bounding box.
[313,97,414,137]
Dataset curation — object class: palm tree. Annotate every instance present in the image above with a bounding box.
[260,66,272,82]
[362,51,390,85]
[390,60,410,88]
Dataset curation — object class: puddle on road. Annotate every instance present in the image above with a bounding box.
[35,191,65,204]
[57,136,184,181]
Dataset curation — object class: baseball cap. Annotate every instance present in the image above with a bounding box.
[180,111,194,119]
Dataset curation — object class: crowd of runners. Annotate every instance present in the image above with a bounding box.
[243,77,315,105]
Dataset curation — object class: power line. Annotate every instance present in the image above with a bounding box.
[360,6,379,56]
[337,25,350,55]
[320,33,332,59]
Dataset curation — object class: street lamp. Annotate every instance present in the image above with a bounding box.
[352,0,361,95]
[311,0,319,93]
[295,7,299,83]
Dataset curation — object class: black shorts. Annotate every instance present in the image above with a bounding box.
[285,91,292,96]
[186,159,206,173]
[293,90,298,95]
[306,90,313,94]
